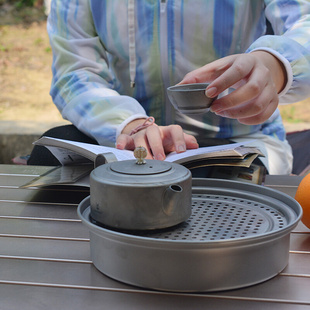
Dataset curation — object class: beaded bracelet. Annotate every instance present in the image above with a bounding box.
[129,116,155,136]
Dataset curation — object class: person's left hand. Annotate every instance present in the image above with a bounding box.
[116,118,198,160]
[179,51,287,125]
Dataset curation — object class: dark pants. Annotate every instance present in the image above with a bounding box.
[27,125,98,166]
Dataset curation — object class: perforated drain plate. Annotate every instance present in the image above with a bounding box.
[78,178,302,292]
[105,178,297,242]
[139,193,287,241]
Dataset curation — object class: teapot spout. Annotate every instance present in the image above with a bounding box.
[162,184,184,216]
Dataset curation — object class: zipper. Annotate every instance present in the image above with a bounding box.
[128,0,136,88]
[159,0,172,124]
[160,0,167,12]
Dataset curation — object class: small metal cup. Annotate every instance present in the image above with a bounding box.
[167,83,217,115]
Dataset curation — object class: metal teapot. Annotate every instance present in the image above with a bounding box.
[90,147,192,230]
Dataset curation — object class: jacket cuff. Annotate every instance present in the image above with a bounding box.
[116,114,148,139]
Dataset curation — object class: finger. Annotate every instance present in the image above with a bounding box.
[144,125,166,160]
[131,131,154,159]
[211,63,269,113]
[183,133,199,149]
[179,57,234,85]
[116,134,135,150]
[162,125,188,153]
[206,54,255,98]
[237,94,279,125]
[215,84,279,124]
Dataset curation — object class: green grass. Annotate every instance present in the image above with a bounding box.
[280,106,303,123]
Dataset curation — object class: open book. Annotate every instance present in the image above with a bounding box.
[23,137,265,188]
[33,136,263,167]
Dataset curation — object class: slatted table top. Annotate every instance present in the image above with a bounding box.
[0,165,309,310]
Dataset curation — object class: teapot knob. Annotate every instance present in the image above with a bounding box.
[134,146,147,165]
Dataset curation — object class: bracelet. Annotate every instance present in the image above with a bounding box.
[129,116,155,136]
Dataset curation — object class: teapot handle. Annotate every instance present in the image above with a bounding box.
[94,152,118,168]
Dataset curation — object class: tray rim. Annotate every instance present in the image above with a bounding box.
[78,178,302,247]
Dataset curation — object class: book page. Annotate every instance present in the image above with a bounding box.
[165,142,247,163]
[21,165,93,188]
[35,137,135,165]
[44,146,93,165]
[61,140,135,161]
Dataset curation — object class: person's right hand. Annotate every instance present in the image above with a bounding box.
[116,119,199,160]
[179,51,287,125]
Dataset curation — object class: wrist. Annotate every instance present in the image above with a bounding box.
[122,118,149,135]
[251,50,287,93]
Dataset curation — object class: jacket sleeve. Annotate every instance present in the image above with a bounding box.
[47,0,147,146]
[246,0,310,104]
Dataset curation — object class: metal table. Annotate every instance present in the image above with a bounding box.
[0,165,309,309]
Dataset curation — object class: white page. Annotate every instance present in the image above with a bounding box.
[40,138,135,164]
[51,139,135,160]
[165,142,247,162]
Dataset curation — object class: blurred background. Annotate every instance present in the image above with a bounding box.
[0,0,64,124]
[0,0,310,164]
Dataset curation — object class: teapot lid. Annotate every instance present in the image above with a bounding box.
[110,160,172,175]
[110,146,172,175]
[91,147,190,185]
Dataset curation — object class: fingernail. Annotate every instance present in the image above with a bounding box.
[155,153,165,161]
[177,144,186,153]
[205,87,217,98]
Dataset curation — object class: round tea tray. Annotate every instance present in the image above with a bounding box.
[78,178,302,292]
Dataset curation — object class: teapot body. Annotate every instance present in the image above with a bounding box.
[90,160,192,230]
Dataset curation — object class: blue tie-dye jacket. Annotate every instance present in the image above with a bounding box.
[47,0,310,146]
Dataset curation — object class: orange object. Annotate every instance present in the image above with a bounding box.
[295,173,310,229]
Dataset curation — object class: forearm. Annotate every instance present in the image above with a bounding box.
[49,1,148,145]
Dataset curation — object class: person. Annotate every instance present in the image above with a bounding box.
[28,0,310,175]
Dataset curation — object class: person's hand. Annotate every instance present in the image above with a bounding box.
[116,118,198,160]
[179,51,287,125]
